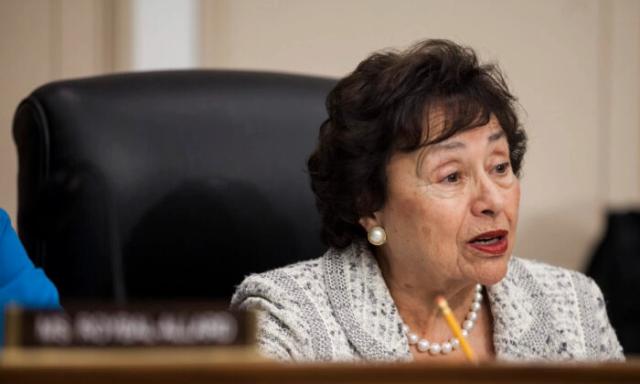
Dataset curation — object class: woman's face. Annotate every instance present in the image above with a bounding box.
[363,117,520,288]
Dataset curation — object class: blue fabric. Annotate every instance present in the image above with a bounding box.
[0,208,60,345]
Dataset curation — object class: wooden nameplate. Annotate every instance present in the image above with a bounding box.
[2,303,262,366]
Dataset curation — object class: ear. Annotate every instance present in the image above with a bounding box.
[358,211,383,232]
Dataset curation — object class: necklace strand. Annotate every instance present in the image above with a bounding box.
[402,284,483,355]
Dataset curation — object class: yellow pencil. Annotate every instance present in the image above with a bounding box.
[436,295,478,364]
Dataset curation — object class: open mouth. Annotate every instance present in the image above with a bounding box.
[468,230,508,255]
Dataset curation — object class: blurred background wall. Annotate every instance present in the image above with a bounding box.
[1,0,638,271]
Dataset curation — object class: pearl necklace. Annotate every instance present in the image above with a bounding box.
[402,284,483,355]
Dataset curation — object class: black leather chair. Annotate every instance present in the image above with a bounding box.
[12,70,335,304]
[587,210,640,354]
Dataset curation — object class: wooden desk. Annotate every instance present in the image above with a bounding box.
[1,350,639,384]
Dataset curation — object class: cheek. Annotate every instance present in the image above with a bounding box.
[412,194,468,244]
[506,180,521,221]
[383,185,469,249]
[385,192,435,235]
[394,192,433,231]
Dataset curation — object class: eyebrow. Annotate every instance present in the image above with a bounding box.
[415,130,506,175]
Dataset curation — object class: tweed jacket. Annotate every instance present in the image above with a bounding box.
[231,242,624,362]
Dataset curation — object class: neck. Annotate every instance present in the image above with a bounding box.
[375,251,478,338]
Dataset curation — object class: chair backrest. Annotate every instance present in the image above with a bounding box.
[13,70,335,304]
[587,210,640,354]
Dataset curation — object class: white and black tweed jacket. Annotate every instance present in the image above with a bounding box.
[231,242,624,362]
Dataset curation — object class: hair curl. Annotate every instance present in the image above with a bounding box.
[308,39,527,249]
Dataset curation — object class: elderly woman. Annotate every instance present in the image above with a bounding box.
[231,39,623,362]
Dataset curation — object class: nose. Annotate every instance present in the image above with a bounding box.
[470,172,504,218]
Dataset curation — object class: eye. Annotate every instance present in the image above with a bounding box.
[443,172,460,183]
[494,162,511,174]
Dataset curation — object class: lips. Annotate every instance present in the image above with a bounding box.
[467,230,508,255]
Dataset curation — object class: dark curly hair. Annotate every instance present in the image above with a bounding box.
[308,39,527,249]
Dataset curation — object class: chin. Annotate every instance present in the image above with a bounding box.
[469,254,511,286]
[477,271,507,286]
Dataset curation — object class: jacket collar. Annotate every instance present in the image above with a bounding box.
[322,243,553,361]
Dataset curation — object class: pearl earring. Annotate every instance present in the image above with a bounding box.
[367,226,387,246]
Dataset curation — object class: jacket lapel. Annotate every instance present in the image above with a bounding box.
[488,258,555,360]
[323,243,411,361]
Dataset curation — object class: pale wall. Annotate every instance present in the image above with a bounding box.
[131,0,200,70]
[0,0,114,224]
[1,0,639,271]
[200,0,640,270]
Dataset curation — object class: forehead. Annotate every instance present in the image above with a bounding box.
[417,98,496,143]
[422,115,506,155]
